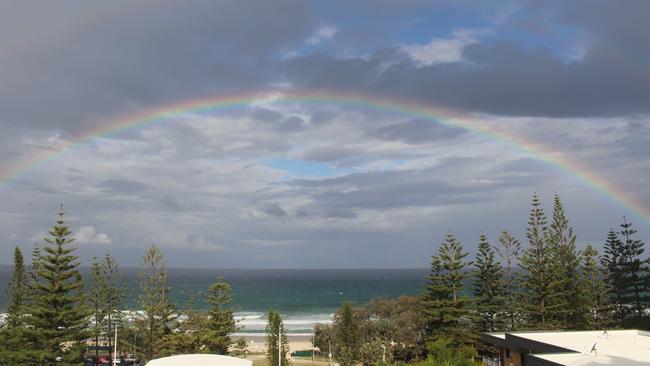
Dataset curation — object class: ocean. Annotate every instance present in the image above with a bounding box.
[0,266,428,334]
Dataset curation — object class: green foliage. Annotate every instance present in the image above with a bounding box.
[361,296,426,362]
[266,309,290,366]
[204,277,237,354]
[579,244,611,329]
[148,289,208,357]
[27,206,89,365]
[313,323,333,356]
[101,252,126,361]
[316,296,425,364]
[6,247,28,329]
[422,233,473,349]
[425,337,477,366]
[472,234,504,333]
[86,252,127,364]
[358,338,383,366]
[88,257,106,365]
[336,302,359,366]
[0,247,31,365]
[234,337,248,356]
[546,194,585,329]
[601,228,627,323]
[495,230,521,331]
[138,245,178,362]
[619,217,650,319]
[518,193,551,329]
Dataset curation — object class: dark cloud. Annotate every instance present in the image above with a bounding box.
[251,108,284,122]
[251,109,307,132]
[287,43,650,117]
[260,202,288,217]
[372,119,466,143]
[161,195,182,211]
[278,116,307,131]
[284,1,650,118]
[308,108,337,125]
[302,146,361,162]
[292,161,541,215]
[99,179,148,194]
[0,0,316,134]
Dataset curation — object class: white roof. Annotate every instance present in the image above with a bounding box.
[509,329,650,366]
[146,354,253,366]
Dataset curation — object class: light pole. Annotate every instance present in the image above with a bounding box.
[328,340,332,366]
[113,325,118,366]
[311,328,315,366]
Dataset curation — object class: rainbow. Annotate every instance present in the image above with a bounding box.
[2,89,648,225]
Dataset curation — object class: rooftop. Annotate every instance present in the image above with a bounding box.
[483,329,650,366]
[146,354,253,366]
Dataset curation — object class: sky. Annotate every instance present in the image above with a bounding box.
[0,0,649,268]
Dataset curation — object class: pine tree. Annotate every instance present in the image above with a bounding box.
[157,289,209,356]
[138,245,177,362]
[265,309,289,366]
[472,234,504,333]
[0,247,30,364]
[28,243,43,302]
[619,217,649,319]
[204,277,237,354]
[19,243,44,363]
[579,244,610,329]
[518,193,551,329]
[29,206,88,365]
[6,247,28,329]
[100,252,126,363]
[546,194,584,329]
[88,257,106,366]
[495,230,521,330]
[336,302,359,366]
[422,233,473,349]
[601,229,627,324]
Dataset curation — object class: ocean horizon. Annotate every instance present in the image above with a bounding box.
[0,266,428,334]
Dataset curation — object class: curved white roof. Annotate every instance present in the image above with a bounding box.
[146,354,253,366]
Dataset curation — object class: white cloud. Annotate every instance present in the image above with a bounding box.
[401,28,491,66]
[306,24,338,45]
[75,226,111,245]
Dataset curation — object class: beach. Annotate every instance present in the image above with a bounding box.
[236,334,315,354]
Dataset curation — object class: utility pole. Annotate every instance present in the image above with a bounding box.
[311,328,315,366]
[328,340,332,366]
[113,325,118,366]
[279,322,282,366]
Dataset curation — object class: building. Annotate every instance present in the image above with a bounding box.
[146,354,253,366]
[481,329,650,366]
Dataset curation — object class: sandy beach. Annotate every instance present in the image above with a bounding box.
[237,334,315,354]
